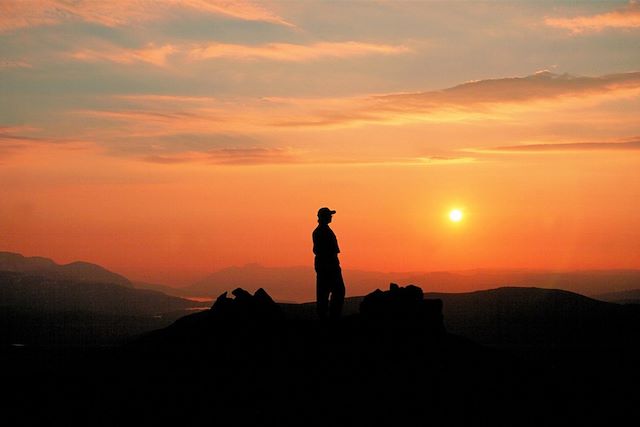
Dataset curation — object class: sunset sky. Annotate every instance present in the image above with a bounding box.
[1,0,639,286]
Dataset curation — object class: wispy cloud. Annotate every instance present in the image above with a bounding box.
[271,71,640,127]
[0,0,292,33]
[140,149,473,167]
[489,138,640,152]
[175,0,293,27]
[0,126,86,157]
[545,1,640,33]
[62,70,640,166]
[70,44,177,67]
[143,147,297,165]
[69,41,410,66]
[374,71,640,107]
[188,41,410,62]
[113,94,219,104]
[75,71,640,138]
[0,59,32,69]
[78,107,236,138]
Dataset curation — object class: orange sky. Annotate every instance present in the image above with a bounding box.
[1,1,639,285]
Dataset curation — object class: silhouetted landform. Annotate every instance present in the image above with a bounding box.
[596,288,640,304]
[4,282,640,425]
[181,263,640,301]
[134,287,287,348]
[360,283,445,333]
[0,271,207,346]
[0,251,131,287]
[120,284,497,425]
[135,283,446,348]
[283,286,640,348]
[427,287,640,347]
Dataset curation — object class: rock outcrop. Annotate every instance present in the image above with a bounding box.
[209,287,284,323]
[360,283,445,333]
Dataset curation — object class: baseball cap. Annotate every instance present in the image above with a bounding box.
[317,207,336,217]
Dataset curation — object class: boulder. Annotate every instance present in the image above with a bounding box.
[360,283,444,333]
[210,287,284,324]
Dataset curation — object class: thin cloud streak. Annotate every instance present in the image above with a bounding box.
[0,59,32,69]
[74,71,640,139]
[0,0,292,33]
[188,41,410,62]
[272,71,640,128]
[113,94,219,104]
[143,147,297,165]
[140,149,474,167]
[545,2,640,33]
[489,139,640,152]
[0,126,88,157]
[69,41,410,66]
[374,71,640,106]
[70,44,177,67]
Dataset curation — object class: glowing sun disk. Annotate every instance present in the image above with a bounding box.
[449,209,463,222]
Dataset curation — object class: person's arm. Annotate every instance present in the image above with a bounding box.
[312,230,318,255]
[331,229,340,255]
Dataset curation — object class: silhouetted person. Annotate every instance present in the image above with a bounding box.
[313,207,345,320]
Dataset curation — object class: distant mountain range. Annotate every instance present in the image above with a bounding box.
[0,266,207,347]
[2,250,640,347]
[180,263,640,302]
[3,251,639,303]
[3,253,639,425]
[0,251,131,287]
[183,264,314,301]
[0,271,204,316]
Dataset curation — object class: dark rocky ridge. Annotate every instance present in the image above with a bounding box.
[4,283,640,425]
[134,283,448,349]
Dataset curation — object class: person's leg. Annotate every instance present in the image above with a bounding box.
[316,271,330,320]
[329,268,345,319]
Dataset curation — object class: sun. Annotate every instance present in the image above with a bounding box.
[449,209,463,222]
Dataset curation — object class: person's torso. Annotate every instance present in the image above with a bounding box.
[313,225,340,259]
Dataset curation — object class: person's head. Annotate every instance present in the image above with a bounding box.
[317,207,336,224]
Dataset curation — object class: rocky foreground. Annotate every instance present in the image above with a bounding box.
[4,283,639,426]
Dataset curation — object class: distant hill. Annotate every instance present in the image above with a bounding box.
[0,271,208,346]
[183,263,640,302]
[280,286,640,348]
[425,287,640,347]
[0,251,131,287]
[404,269,640,296]
[0,271,205,316]
[133,281,194,298]
[183,264,314,300]
[596,289,640,304]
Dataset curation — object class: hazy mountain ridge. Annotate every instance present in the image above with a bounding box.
[0,270,208,346]
[0,251,131,287]
[182,263,640,302]
[4,251,639,301]
[0,271,203,315]
[133,281,189,297]
[3,251,640,348]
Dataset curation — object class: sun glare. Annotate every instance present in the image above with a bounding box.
[449,209,463,222]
